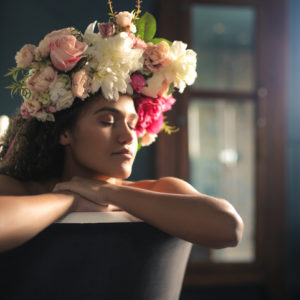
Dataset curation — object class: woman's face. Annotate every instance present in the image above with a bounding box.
[61,94,138,181]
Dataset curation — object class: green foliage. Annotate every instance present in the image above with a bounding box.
[167,82,174,95]
[5,67,31,99]
[151,38,171,46]
[135,12,172,46]
[135,12,156,42]
[137,138,142,151]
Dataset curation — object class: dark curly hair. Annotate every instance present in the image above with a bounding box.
[0,96,98,181]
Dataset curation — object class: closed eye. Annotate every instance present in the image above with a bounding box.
[101,121,115,126]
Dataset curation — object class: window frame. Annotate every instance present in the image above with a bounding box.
[156,0,287,298]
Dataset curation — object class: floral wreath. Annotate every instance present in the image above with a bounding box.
[6,0,197,148]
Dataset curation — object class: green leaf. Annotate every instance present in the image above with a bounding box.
[135,12,156,42]
[167,82,174,95]
[137,138,142,151]
[150,37,172,46]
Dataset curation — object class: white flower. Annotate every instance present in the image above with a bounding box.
[141,133,157,146]
[130,23,137,33]
[141,73,165,98]
[35,111,55,122]
[49,79,74,111]
[163,41,197,93]
[84,32,144,100]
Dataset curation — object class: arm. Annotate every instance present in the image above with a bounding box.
[54,176,244,248]
[0,175,114,253]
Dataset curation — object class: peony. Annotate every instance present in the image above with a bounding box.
[143,41,170,72]
[50,35,88,71]
[36,28,72,58]
[85,32,144,100]
[98,22,115,38]
[15,44,36,68]
[27,66,57,93]
[72,69,92,99]
[135,96,165,137]
[163,41,197,92]
[130,73,146,93]
[115,11,133,28]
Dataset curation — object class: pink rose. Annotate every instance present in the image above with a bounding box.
[50,35,88,71]
[98,22,115,38]
[72,69,92,99]
[36,28,72,58]
[28,66,57,93]
[130,73,146,93]
[115,11,133,28]
[20,98,41,119]
[15,44,36,68]
[143,41,170,72]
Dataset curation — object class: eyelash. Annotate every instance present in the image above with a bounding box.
[101,121,136,130]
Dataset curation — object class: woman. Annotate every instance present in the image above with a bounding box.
[0,7,243,253]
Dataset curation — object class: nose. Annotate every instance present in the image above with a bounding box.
[117,122,135,145]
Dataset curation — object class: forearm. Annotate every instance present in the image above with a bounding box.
[0,193,74,253]
[103,184,243,248]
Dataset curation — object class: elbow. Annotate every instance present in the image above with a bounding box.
[219,202,244,248]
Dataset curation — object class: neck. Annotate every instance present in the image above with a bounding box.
[61,150,117,184]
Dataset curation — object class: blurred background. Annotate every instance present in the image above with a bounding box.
[0,0,298,299]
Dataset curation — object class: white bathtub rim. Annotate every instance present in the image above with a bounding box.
[56,211,143,224]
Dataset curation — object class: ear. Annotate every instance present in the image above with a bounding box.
[59,130,72,146]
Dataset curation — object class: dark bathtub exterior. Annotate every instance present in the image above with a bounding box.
[0,212,192,300]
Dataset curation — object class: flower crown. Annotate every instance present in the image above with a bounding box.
[6,1,197,147]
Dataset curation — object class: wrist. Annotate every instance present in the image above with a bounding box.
[101,183,119,206]
[52,191,76,212]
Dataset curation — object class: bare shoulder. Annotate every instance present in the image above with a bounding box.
[123,177,200,195]
[0,174,29,195]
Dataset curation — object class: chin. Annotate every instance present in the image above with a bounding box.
[108,166,132,180]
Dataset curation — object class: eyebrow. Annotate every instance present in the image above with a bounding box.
[94,107,138,120]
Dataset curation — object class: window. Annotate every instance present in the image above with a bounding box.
[157,0,286,298]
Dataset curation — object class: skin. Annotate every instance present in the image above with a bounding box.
[0,94,244,253]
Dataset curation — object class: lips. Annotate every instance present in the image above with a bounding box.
[112,148,133,158]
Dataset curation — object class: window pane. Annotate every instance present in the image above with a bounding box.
[188,99,255,262]
[191,5,256,92]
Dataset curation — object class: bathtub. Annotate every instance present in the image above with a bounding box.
[0,211,192,300]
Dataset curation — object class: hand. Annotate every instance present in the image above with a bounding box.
[53,176,109,207]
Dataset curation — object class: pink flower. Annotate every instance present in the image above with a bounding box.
[127,32,147,50]
[15,44,36,68]
[135,95,176,137]
[36,28,72,58]
[46,105,57,113]
[134,97,164,137]
[72,69,92,99]
[98,22,115,38]
[130,73,146,93]
[115,11,133,28]
[143,41,171,72]
[27,66,57,93]
[20,98,41,119]
[158,95,176,112]
[49,35,88,71]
